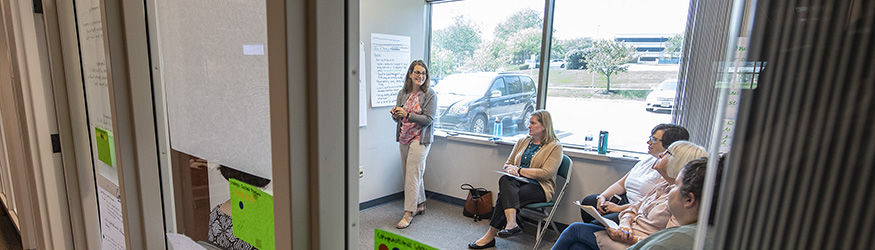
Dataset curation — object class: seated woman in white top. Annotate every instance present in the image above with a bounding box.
[579,124,690,224]
[553,141,707,250]
[628,155,725,250]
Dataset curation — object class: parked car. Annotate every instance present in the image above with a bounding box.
[434,72,537,134]
[646,79,678,112]
[549,59,566,69]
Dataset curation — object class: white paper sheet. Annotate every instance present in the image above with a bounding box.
[370,33,410,107]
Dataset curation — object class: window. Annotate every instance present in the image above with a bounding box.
[430,0,546,138]
[545,0,688,152]
[430,0,690,153]
[490,79,507,96]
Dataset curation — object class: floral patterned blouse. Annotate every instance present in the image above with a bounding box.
[208,205,257,250]
[398,91,423,144]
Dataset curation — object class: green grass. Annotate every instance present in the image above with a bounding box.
[547,88,650,101]
[508,66,676,101]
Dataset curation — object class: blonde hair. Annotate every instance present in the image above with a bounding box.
[531,110,558,145]
[403,60,430,93]
[665,141,708,178]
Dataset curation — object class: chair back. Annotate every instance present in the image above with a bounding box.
[557,154,572,180]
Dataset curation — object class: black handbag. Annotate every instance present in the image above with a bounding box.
[461,184,493,221]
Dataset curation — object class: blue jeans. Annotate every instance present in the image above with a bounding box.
[552,223,605,250]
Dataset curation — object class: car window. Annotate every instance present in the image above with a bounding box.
[505,76,522,94]
[489,78,507,96]
[521,76,535,93]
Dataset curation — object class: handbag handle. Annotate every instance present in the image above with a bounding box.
[461,183,488,198]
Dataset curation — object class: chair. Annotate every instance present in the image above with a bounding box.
[520,154,572,250]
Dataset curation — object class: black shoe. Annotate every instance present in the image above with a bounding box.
[497,226,522,238]
[467,239,496,249]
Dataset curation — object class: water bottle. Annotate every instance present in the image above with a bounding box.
[493,118,503,140]
[584,130,594,151]
[598,131,609,154]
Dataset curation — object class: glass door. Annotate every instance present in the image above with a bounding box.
[151,0,276,249]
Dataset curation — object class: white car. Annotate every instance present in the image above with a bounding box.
[646,79,678,112]
[549,59,566,69]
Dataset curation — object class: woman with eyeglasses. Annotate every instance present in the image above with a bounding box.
[552,141,707,250]
[578,124,690,225]
[390,60,437,229]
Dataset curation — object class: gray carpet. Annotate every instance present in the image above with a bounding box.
[359,199,558,250]
[0,206,22,250]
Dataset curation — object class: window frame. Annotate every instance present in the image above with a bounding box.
[426,0,680,156]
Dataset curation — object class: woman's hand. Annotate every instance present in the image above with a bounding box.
[504,165,520,177]
[596,196,608,213]
[603,201,625,213]
[390,107,408,119]
[606,227,638,245]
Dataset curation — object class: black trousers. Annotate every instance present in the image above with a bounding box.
[489,175,546,229]
[578,193,628,226]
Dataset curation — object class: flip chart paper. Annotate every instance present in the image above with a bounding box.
[374,229,437,250]
[230,178,274,250]
[95,127,115,167]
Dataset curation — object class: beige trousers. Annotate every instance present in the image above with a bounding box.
[399,139,430,212]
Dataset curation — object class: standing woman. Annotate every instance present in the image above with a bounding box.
[468,110,563,249]
[390,60,436,229]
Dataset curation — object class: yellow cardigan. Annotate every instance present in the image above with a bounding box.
[505,136,564,201]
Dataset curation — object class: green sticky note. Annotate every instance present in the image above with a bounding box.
[230,178,274,250]
[374,229,438,250]
[95,127,115,167]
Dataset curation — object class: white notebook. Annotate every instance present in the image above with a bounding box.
[575,200,621,229]
[495,170,529,182]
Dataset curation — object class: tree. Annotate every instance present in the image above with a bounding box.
[662,34,684,60]
[467,41,509,72]
[433,15,482,63]
[585,39,636,92]
[564,49,591,70]
[552,37,593,62]
[507,28,543,64]
[429,47,456,78]
[493,9,543,40]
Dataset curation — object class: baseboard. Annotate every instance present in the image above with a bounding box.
[424,190,466,206]
[358,190,570,232]
[359,191,403,211]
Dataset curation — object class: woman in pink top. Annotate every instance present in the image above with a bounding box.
[552,141,707,250]
[390,60,437,229]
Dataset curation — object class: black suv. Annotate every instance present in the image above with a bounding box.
[434,72,537,134]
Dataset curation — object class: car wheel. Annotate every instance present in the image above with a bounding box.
[471,115,487,134]
[518,108,533,130]
[646,107,654,112]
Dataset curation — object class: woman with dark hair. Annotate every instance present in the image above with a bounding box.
[579,124,690,224]
[390,60,437,229]
[628,155,724,249]
[552,141,706,250]
[209,165,271,250]
[468,110,564,249]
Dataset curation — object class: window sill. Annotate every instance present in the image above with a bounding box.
[435,131,646,163]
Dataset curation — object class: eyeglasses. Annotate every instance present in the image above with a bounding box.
[410,70,427,76]
[649,135,662,143]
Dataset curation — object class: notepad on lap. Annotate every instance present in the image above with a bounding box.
[575,201,620,229]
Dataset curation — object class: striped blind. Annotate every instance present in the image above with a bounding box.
[710,0,875,249]
[675,0,736,148]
